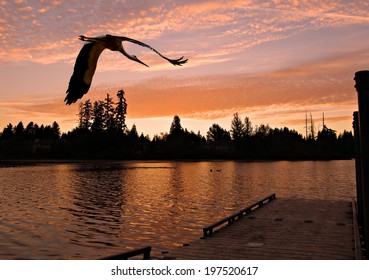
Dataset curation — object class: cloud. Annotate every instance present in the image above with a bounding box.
[2,0,369,67]
[0,96,77,130]
[84,57,357,121]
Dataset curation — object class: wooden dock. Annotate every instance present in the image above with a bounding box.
[156,197,357,260]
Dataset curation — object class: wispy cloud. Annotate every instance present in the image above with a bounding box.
[2,0,369,66]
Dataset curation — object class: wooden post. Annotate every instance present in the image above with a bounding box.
[354,70,369,256]
[353,111,364,233]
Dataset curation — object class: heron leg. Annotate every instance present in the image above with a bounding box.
[78,35,104,44]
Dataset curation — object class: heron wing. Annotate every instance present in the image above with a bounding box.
[115,35,188,66]
[65,43,105,104]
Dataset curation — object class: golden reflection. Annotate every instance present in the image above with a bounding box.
[0,160,355,259]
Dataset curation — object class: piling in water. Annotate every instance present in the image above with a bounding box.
[354,70,369,257]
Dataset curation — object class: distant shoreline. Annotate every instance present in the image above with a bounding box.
[0,157,354,168]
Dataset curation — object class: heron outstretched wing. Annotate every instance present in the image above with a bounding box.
[66,34,188,105]
[115,35,188,66]
[65,43,105,105]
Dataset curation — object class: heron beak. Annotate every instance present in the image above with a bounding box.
[119,50,150,67]
[135,57,149,68]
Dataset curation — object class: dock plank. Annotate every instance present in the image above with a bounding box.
[157,198,355,260]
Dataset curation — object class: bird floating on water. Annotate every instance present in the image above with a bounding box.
[65,34,188,105]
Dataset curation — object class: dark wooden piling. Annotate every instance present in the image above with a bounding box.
[354,70,369,256]
[353,112,364,234]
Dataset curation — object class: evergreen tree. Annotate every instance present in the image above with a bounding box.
[231,112,245,141]
[37,124,46,139]
[169,115,183,136]
[317,125,337,141]
[25,122,37,138]
[1,123,14,139]
[128,124,139,139]
[77,102,83,129]
[244,116,253,137]
[91,100,104,133]
[104,94,116,132]
[254,124,270,138]
[115,90,127,133]
[207,124,231,142]
[52,121,61,139]
[337,130,354,158]
[78,99,92,130]
[15,121,25,137]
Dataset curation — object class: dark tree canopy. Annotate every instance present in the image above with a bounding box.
[207,123,231,142]
[169,115,183,136]
[0,108,354,160]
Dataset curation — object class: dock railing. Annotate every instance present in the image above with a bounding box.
[99,246,151,260]
[353,70,369,258]
[203,193,276,237]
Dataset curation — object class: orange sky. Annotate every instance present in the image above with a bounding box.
[1,0,369,137]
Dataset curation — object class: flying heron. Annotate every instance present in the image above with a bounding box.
[65,34,188,105]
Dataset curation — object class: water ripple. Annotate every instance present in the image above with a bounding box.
[0,160,356,259]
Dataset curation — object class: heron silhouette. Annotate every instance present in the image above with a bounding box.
[65,34,188,105]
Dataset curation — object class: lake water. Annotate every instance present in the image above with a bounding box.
[0,160,356,259]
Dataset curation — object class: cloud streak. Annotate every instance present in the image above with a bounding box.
[2,0,369,66]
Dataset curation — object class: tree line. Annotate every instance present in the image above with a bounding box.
[0,110,354,160]
[78,91,127,133]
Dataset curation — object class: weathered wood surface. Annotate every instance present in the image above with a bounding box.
[157,198,355,260]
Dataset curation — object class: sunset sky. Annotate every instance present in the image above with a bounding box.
[1,0,369,138]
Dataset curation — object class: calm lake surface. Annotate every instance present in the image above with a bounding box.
[0,160,356,259]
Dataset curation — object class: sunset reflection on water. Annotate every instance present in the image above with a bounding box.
[0,160,355,259]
